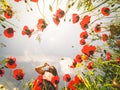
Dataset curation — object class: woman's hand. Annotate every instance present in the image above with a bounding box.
[44,63,49,67]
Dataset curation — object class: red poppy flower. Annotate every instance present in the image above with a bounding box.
[74,75,82,84]
[37,19,47,32]
[116,57,120,63]
[72,13,80,24]
[31,0,38,2]
[4,28,15,38]
[6,57,17,69]
[14,0,21,2]
[51,76,60,85]
[53,16,60,25]
[67,80,77,90]
[32,85,42,90]
[70,60,77,68]
[80,31,88,39]
[101,7,110,16]
[80,21,89,30]
[87,61,94,70]
[13,69,24,80]
[82,45,96,56]
[0,69,5,77]
[80,39,86,45]
[67,75,82,89]
[56,9,65,18]
[106,52,112,61]
[4,7,13,19]
[63,74,71,82]
[102,34,108,42]
[74,54,82,63]
[94,24,101,33]
[82,15,91,23]
[80,15,91,30]
[22,26,34,38]
[116,40,120,47]
[32,75,43,90]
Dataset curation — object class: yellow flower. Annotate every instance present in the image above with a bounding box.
[76,63,83,68]
[1,0,9,10]
[81,54,88,61]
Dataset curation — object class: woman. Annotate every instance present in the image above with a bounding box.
[35,63,59,90]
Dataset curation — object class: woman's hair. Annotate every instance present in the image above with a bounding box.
[48,66,58,76]
[42,80,56,90]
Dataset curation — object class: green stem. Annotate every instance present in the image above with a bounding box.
[37,2,44,18]
[52,0,55,6]
[27,1,33,11]
[64,0,77,21]
[91,76,99,90]
[5,20,19,28]
[56,0,59,9]
[42,0,45,15]
[90,15,120,25]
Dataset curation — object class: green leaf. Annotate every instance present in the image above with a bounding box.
[97,75,103,82]
[0,59,6,65]
[0,16,5,21]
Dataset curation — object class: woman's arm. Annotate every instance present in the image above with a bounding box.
[56,84,58,90]
[35,63,49,74]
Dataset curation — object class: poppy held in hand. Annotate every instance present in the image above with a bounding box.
[13,69,24,80]
[4,7,13,19]
[6,57,17,69]
[4,28,15,38]
[0,69,5,77]
[37,19,47,32]
[63,74,71,82]
[72,13,80,24]
[101,7,110,16]
[22,26,34,38]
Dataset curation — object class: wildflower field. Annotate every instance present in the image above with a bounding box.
[0,0,120,90]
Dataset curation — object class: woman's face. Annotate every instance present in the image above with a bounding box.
[49,66,54,72]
